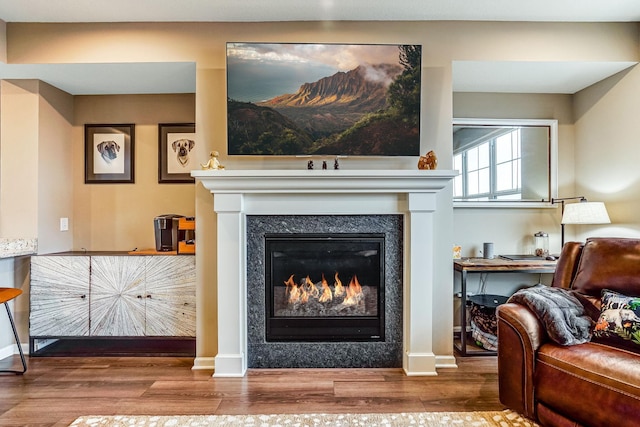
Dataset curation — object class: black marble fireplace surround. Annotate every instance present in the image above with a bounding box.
[247,214,403,368]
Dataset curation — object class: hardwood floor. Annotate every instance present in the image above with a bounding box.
[0,354,504,427]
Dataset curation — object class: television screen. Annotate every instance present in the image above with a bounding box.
[226,43,421,156]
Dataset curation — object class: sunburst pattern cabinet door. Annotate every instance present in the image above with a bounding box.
[144,256,196,336]
[30,256,90,337]
[90,256,146,336]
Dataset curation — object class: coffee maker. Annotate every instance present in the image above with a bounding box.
[154,214,185,251]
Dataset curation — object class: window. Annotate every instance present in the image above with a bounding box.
[454,128,521,201]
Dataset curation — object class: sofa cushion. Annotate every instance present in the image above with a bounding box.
[536,342,640,427]
[571,238,640,297]
[593,289,640,351]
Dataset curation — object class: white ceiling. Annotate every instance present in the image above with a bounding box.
[1,0,640,23]
[0,0,639,95]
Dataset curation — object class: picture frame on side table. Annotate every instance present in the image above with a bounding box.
[85,124,135,184]
[158,123,196,183]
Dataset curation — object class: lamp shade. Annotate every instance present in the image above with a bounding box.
[561,201,611,225]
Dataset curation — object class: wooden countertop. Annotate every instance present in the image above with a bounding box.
[454,257,557,273]
[36,249,192,256]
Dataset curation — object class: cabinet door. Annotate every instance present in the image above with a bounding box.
[144,256,196,336]
[90,256,146,336]
[30,256,90,337]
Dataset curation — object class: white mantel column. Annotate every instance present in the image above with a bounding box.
[403,192,437,376]
[212,193,248,377]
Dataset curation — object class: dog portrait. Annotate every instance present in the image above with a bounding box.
[97,140,120,164]
[159,124,196,183]
[93,133,126,174]
[166,130,196,175]
[171,138,195,167]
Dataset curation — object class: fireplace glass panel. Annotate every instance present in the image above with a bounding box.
[265,233,384,342]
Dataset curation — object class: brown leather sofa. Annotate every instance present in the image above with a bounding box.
[496,238,640,427]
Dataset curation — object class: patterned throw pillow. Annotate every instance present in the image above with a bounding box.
[593,289,640,349]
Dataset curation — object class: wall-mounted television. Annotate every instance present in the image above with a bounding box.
[226,43,421,156]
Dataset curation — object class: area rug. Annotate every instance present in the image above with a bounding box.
[69,410,539,426]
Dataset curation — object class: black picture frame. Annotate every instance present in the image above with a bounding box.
[158,123,196,183]
[84,124,135,184]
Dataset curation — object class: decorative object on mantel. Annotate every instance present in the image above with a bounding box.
[200,151,225,170]
[417,150,437,170]
[334,157,340,169]
[307,160,314,170]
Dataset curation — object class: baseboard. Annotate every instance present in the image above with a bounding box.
[0,342,29,359]
[192,356,215,371]
[435,354,458,369]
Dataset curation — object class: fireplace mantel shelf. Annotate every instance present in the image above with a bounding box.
[192,169,458,193]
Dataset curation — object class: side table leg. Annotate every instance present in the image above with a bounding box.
[460,269,468,356]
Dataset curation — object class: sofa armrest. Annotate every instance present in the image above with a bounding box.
[496,302,549,419]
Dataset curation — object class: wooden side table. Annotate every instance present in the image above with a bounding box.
[453,257,557,356]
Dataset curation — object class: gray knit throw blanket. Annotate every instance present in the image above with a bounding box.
[507,284,594,346]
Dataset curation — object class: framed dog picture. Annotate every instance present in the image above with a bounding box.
[158,123,196,183]
[85,124,135,184]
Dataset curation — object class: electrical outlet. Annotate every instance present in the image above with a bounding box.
[60,217,69,231]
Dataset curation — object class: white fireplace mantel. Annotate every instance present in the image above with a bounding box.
[193,169,458,377]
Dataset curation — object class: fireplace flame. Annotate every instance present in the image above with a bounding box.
[305,275,320,298]
[334,271,345,296]
[342,275,364,306]
[283,272,364,307]
[318,273,333,302]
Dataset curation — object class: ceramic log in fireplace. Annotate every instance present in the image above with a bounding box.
[265,233,385,342]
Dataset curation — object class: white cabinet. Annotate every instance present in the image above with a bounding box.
[89,256,147,336]
[143,256,196,336]
[30,256,91,337]
[30,254,195,338]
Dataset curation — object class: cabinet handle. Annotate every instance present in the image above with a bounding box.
[146,294,152,299]
[137,295,142,299]
[80,294,86,299]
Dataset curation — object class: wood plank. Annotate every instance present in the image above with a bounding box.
[0,355,505,426]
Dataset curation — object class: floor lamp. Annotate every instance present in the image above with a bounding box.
[551,196,611,248]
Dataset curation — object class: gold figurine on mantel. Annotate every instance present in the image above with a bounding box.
[417,150,437,170]
[201,151,225,170]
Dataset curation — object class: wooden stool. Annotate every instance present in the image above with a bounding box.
[0,288,27,374]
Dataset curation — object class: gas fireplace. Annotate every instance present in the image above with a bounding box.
[195,168,457,376]
[265,233,384,342]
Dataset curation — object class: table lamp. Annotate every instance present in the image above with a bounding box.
[552,196,611,248]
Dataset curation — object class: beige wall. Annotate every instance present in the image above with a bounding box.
[0,80,40,239]
[73,94,196,251]
[2,20,639,363]
[37,81,75,254]
[0,79,75,254]
[0,20,6,63]
[574,65,640,239]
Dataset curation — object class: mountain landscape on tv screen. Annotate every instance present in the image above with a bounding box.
[227,44,421,156]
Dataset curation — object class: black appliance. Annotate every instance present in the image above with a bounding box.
[154,214,185,251]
